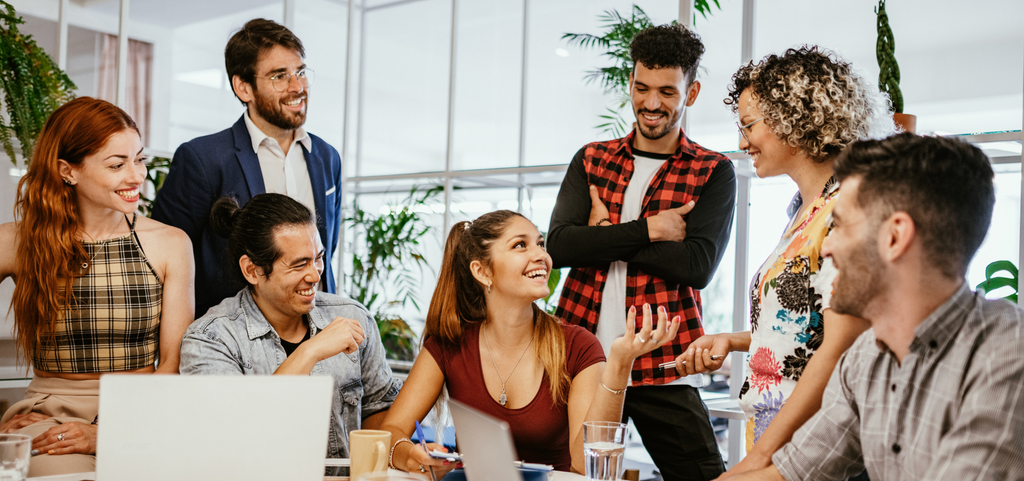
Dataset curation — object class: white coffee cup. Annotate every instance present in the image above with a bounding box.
[349,429,391,480]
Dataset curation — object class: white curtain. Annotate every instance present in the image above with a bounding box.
[98,34,153,146]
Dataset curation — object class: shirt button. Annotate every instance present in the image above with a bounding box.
[892,444,901,454]
[891,384,896,392]
[929,340,938,349]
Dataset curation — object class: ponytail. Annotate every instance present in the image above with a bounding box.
[423,210,569,405]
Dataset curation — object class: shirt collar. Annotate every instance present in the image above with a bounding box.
[612,128,698,161]
[243,111,312,153]
[240,288,328,341]
[909,281,974,354]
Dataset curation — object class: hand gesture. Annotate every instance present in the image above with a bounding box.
[647,201,695,242]
[675,333,730,376]
[588,185,611,227]
[403,442,460,478]
[0,413,49,434]
[608,304,681,367]
[32,422,97,456]
[306,316,365,361]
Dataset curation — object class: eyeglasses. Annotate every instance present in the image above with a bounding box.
[255,68,315,92]
[736,117,764,142]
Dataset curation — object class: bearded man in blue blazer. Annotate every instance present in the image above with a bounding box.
[154,19,342,318]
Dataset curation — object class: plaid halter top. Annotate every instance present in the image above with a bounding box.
[33,214,163,373]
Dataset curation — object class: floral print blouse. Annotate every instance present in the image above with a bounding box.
[737,178,839,452]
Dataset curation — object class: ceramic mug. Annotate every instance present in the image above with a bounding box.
[349,429,391,480]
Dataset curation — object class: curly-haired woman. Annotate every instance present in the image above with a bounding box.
[0,97,194,476]
[676,47,894,478]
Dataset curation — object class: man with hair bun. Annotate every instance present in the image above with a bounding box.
[731,134,1024,481]
[179,194,402,468]
[548,24,735,480]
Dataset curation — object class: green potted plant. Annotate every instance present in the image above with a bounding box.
[139,155,171,217]
[876,0,915,133]
[0,0,76,166]
[345,185,442,364]
[562,2,721,138]
[976,260,1018,303]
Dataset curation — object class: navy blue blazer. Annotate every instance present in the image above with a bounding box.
[152,116,342,318]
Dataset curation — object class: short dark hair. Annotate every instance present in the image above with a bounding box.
[224,18,305,105]
[210,193,316,287]
[629,24,705,85]
[834,133,995,278]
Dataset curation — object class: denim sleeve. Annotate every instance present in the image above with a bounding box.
[357,312,401,418]
[180,324,246,376]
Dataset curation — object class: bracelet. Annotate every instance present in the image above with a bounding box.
[389,437,414,470]
[596,217,612,226]
[599,382,627,395]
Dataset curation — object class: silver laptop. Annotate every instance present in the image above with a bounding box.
[96,375,333,481]
[449,399,523,481]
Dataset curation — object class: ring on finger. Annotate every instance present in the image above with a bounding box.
[56,433,65,442]
[637,336,647,343]
[419,465,426,473]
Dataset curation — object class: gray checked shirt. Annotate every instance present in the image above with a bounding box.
[773,283,1024,480]
[180,289,402,459]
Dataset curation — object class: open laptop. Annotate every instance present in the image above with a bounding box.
[96,375,333,481]
[449,399,541,481]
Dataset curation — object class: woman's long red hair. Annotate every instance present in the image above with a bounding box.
[12,97,139,364]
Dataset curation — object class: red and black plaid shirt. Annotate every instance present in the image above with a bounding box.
[554,130,732,386]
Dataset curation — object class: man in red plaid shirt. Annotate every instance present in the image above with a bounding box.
[549,25,735,480]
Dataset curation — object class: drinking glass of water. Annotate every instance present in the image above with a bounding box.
[583,421,626,481]
[0,434,30,481]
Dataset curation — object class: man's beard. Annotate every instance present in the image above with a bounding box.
[635,107,681,141]
[253,85,307,130]
[830,233,886,318]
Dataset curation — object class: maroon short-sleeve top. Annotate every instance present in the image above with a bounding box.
[423,323,606,471]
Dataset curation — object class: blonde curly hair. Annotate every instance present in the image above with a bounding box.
[725,46,895,161]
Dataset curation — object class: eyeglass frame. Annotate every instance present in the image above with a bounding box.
[736,116,764,142]
[253,68,315,92]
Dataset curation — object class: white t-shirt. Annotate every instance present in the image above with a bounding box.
[595,152,704,388]
[243,112,316,217]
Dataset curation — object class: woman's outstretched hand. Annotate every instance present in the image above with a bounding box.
[608,304,681,366]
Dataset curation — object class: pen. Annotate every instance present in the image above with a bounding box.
[415,420,438,481]
[658,355,725,369]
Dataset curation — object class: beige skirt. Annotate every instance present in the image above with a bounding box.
[2,377,99,477]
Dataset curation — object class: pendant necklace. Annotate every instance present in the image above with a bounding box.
[482,325,533,407]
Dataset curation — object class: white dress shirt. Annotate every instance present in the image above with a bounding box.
[243,112,316,216]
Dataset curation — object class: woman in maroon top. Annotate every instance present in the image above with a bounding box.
[381,210,680,474]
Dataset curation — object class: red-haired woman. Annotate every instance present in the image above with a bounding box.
[0,97,195,476]
[381,210,680,475]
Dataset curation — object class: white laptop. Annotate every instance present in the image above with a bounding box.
[96,375,333,481]
[448,399,524,481]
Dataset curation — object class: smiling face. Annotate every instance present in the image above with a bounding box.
[475,216,552,303]
[822,176,887,318]
[246,44,308,131]
[630,62,696,142]
[62,128,146,216]
[737,88,796,179]
[247,223,325,324]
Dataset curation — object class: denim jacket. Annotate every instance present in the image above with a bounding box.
[180,289,402,459]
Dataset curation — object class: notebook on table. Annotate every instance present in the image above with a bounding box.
[96,375,333,481]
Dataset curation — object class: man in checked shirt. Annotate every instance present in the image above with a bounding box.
[548,24,736,480]
[732,134,1024,481]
